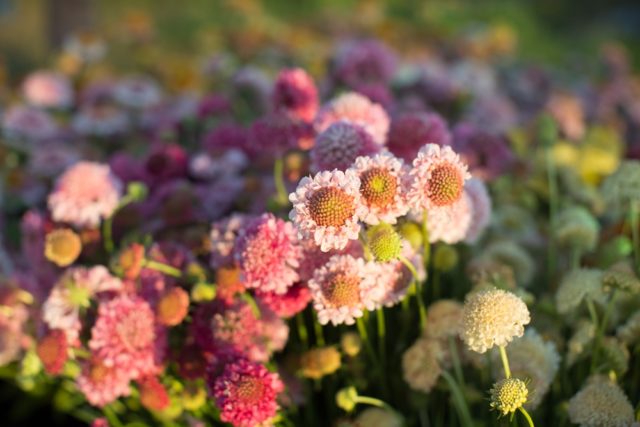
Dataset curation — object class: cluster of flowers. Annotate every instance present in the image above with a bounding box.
[1,32,640,427]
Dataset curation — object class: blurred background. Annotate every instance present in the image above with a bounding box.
[0,0,639,425]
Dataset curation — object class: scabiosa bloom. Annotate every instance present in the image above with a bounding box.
[314,92,390,145]
[273,68,318,122]
[113,76,162,109]
[89,295,158,379]
[36,329,68,374]
[568,376,635,427]
[138,376,170,411]
[23,70,73,108]
[289,169,365,252]
[48,161,123,229]
[299,346,342,379]
[143,143,189,186]
[387,112,452,162]
[408,144,470,214]
[255,283,311,318]
[452,123,514,181]
[77,356,132,407]
[44,228,82,267]
[350,153,409,224]
[2,106,57,141]
[426,187,472,244]
[332,39,397,87]
[461,288,530,353]
[211,358,284,427]
[72,104,130,137]
[310,120,380,172]
[402,338,443,393]
[308,254,381,325]
[555,269,606,314]
[43,266,123,343]
[489,378,529,416]
[297,239,364,283]
[233,214,301,295]
[156,287,190,326]
[464,178,492,244]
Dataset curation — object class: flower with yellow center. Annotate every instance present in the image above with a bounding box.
[44,228,82,267]
[490,377,529,415]
[367,223,402,262]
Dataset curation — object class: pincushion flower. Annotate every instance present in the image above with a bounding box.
[113,76,162,109]
[22,70,73,108]
[310,121,380,172]
[349,153,409,225]
[568,376,635,427]
[77,356,132,407]
[314,92,390,145]
[255,283,311,318]
[234,213,302,295]
[387,112,451,162]
[332,39,397,86]
[489,378,529,416]
[426,191,472,244]
[555,269,605,314]
[308,254,382,325]
[44,228,82,267]
[2,106,57,141]
[402,338,443,393]
[89,295,159,379]
[48,161,123,228]
[300,346,342,379]
[43,266,123,343]
[408,144,470,213]
[211,358,284,427]
[273,68,318,122]
[289,169,365,252]
[72,104,130,137]
[36,329,68,375]
[461,288,530,353]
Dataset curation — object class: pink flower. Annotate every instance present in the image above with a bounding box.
[310,120,380,172]
[3,106,57,141]
[211,358,284,427]
[308,254,382,325]
[89,295,159,379]
[349,152,409,224]
[273,68,318,122]
[256,283,311,318]
[387,112,451,162]
[234,214,301,295]
[374,242,425,307]
[48,161,123,228]
[36,329,68,375]
[77,356,132,407]
[43,266,123,343]
[289,170,365,252]
[143,143,189,186]
[407,144,470,213]
[314,92,390,145]
[426,192,472,244]
[464,178,492,244]
[22,70,73,108]
[332,39,397,86]
[297,239,364,283]
[138,376,170,411]
[210,214,252,268]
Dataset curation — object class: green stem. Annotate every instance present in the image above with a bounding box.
[546,141,558,286]
[274,156,288,206]
[356,317,376,364]
[518,406,535,427]
[449,336,465,387]
[440,370,474,427]
[103,405,124,427]
[400,255,427,330]
[499,346,511,379]
[586,298,600,373]
[314,319,325,347]
[377,309,386,368]
[143,259,182,278]
[296,313,309,350]
[422,212,431,267]
[354,396,394,412]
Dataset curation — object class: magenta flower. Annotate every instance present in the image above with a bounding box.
[387,112,451,162]
[273,68,318,122]
[310,120,380,172]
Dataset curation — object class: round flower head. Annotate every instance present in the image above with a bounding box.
[44,228,82,267]
[255,283,311,318]
[461,288,530,353]
[332,39,397,86]
[138,376,170,411]
[156,287,190,326]
[299,346,342,379]
[452,123,514,181]
[234,213,302,295]
[211,358,284,427]
[356,408,404,427]
[28,142,80,178]
[402,337,443,393]
[289,169,365,252]
[36,329,68,374]
[48,161,123,229]
[310,121,380,172]
[424,299,463,340]
[77,356,132,407]
[297,239,364,283]
[601,161,640,212]
[113,76,162,109]
[489,378,529,416]
[464,178,492,244]
[272,68,318,122]
[3,106,57,142]
[408,144,470,213]
[314,92,390,145]
[23,70,73,108]
[568,376,635,427]
[43,266,123,343]
[617,310,640,344]
[492,329,560,409]
[387,112,451,162]
[89,295,158,379]
[426,191,472,244]
[567,319,596,366]
[556,269,605,314]
[210,214,251,268]
[480,241,535,287]
[554,206,600,253]
[308,254,382,325]
[72,104,130,137]
[366,223,402,262]
[350,153,409,224]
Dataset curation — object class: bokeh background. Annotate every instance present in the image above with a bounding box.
[1,0,639,425]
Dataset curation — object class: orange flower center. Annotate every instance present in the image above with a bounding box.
[236,377,266,404]
[427,163,463,206]
[322,272,361,308]
[308,187,355,227]
[360,167,397,208]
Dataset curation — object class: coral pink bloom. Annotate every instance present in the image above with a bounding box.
[310,120,380,172]
[48,161,123,228]
[22,70,73,109]
[77,355,132,407]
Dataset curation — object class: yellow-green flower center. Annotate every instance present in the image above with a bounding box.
[323,273,361,308]
[309,187,356,227]
[490,377,529,415]
[360,167,397,208]
[428,163,463,206]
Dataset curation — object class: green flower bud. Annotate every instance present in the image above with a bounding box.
[367,223,402,263]
[399,222,423,251]
[433,244,458,272]
[336,386,359,412]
